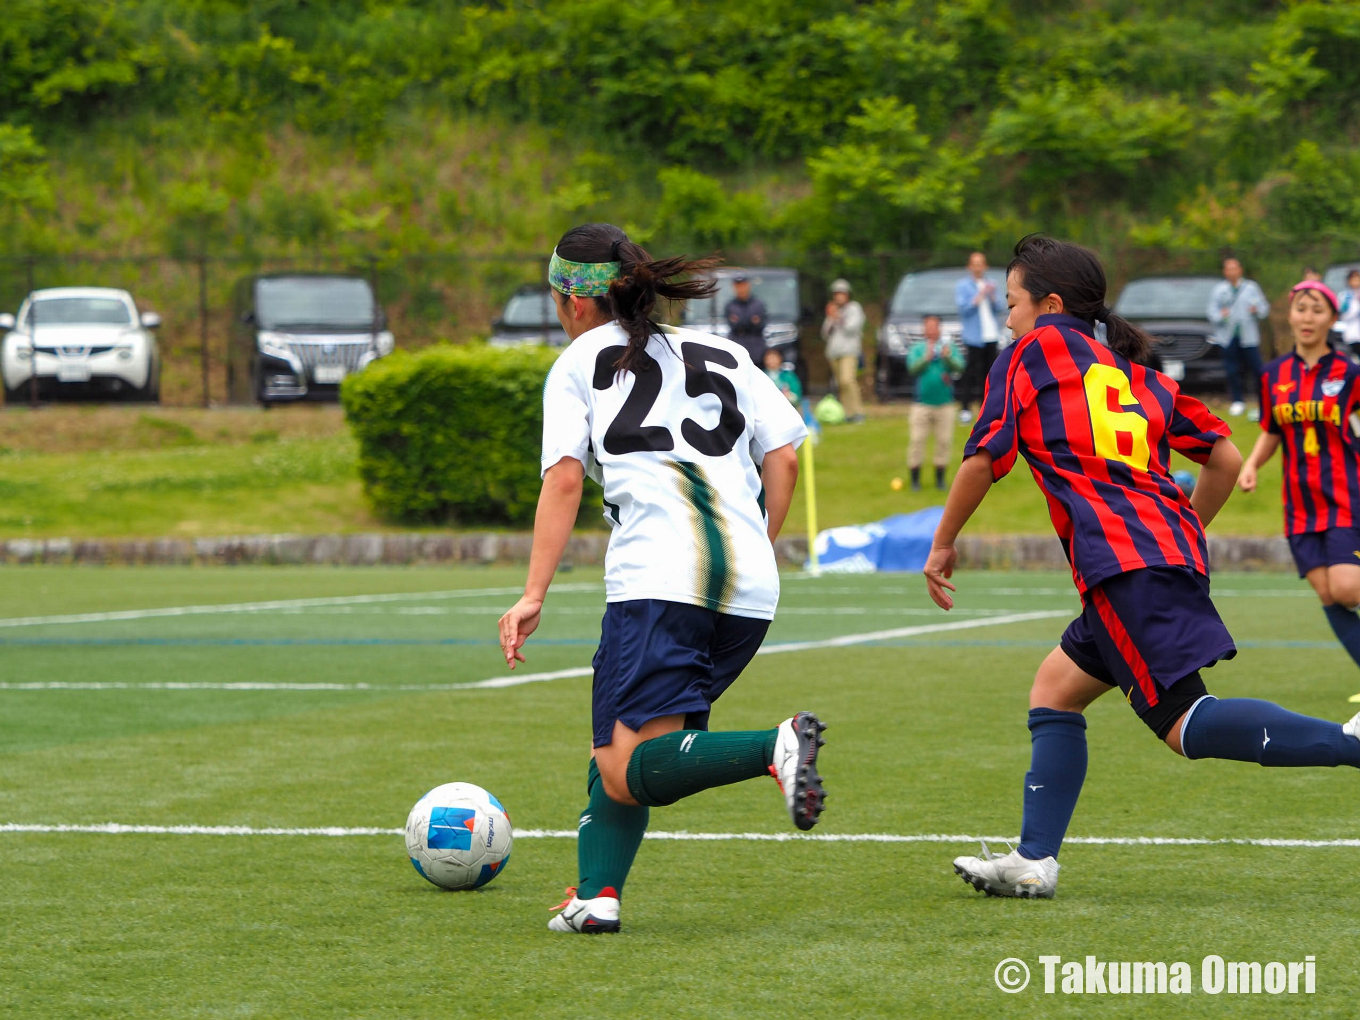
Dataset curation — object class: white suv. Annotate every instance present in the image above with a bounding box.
[0,287,162,403]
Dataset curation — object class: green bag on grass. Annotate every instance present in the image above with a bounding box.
[814,393,847,425]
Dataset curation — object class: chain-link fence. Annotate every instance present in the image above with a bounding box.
[2,240,1356,406]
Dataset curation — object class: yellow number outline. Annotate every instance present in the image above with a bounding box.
[1084,363,1150,472]
[1303,425,1320,458]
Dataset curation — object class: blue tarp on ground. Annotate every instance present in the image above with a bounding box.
[807,506,946,573]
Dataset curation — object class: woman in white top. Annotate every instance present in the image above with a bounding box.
[497,223,825,933]
[1339,269,1360,352]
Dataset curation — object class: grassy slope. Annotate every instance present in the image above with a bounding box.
[0,403,1285,540]
[1,567,1355,1018]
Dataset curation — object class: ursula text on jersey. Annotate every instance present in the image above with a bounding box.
[1259,349,1360,537]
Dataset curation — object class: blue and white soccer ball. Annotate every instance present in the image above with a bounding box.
[405,782,513,890]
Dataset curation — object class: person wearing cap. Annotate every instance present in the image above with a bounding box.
[822,278,866,423]
[1207,256,1270,419]
[1239,280,1360,692]
[724,272,768,365]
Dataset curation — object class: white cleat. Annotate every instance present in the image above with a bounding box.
[547,887,621,934]
[1228,401,1246,417]
[1341,711,1360,741]
[953,841,1060,899]
[770,712,827,831]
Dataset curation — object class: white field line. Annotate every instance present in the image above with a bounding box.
[0,583,605,630]
[0,610,1069,691]
[1,823,1356,849]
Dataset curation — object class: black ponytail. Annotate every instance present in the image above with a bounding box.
[1007,234,1155,365]
[554,223,719,375]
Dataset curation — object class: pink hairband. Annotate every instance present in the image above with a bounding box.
[1290,280,1339,313]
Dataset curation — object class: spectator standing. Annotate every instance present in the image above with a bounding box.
[1207,256,1270,419]
[1340,270,1360,354]
[955,251,1007,424]
[906,314,966,491]
[724,272,767,365]
[822,278,866,423]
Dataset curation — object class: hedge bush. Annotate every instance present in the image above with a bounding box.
[342,343,567,525]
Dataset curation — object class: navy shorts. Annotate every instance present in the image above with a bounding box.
[1060,567,1236,739]
[1287,528,1360,578]
[590,599,769,748]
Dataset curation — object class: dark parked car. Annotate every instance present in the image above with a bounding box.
[1110,276,1225,393]
[489,285,568,347]
[228,273,394,406]
[681,266,803,373]
[876,267,1006,400]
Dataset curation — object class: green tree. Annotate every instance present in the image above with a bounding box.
[647,168,765,252]
[0,124,53,250]
[799,97,976,253]
[984,80,1194,217]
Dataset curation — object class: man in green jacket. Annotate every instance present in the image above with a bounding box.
[906,314,966,491]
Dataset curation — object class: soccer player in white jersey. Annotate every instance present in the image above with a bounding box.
[498,223,826,934]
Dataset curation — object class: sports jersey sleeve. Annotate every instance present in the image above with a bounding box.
[963,343,1020,479]
[540,349,592,477]
[1167,391,1231,464]
[1344,371,1360,446]
[1261,371,1281,435]
[748,363,808,459]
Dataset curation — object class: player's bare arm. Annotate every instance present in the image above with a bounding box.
[1190,436,1242,527]
[924,450,994,610]
[1237,432,1281,493]
[498,456,584,669]
[759,443,799,543]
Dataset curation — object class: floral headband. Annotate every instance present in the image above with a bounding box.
[1289,280,1339,314]
[549,249,620,297]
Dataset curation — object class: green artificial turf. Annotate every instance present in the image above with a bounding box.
[1,566,1356,1017]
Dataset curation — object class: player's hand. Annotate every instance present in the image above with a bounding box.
[924,544,958,610]
[1237,463,1257,493]
[498,596,543,670]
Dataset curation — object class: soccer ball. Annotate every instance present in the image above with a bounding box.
[405,782,513,890]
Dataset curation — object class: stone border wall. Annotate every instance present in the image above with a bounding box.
[0,532,1295,571]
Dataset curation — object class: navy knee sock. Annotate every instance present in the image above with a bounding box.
[1016,708,1088,861]
[1181,696,1360,767]
[1323,604,1360,670]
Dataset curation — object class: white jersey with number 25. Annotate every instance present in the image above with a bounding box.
[541,321,808,621]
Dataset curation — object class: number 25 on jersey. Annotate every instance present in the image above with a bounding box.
[1084,363,1150,472]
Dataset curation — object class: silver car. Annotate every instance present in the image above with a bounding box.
[1,287,161,403]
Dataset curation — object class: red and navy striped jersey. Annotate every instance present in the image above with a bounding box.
[964,314,1231,593]
[1259,350,1360,536]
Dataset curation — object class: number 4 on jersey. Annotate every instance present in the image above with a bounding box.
[1084,363,1150,472]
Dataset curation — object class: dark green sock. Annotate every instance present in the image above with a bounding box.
[625,729,779,807]
[577,758,649,900]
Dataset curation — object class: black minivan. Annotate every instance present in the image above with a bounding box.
[228,273,395,405]
[1110,276,1225,393]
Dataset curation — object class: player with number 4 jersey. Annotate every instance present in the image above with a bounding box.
[924,236,1360,901]
[1238,281,1360,693]
[498,223,825,934]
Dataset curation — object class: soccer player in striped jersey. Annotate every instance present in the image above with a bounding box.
[1238,281,1360,690]
[924,236,1360,900]
[498,223,826,933]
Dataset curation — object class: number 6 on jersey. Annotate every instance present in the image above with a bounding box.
[1084,363,1150,472]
